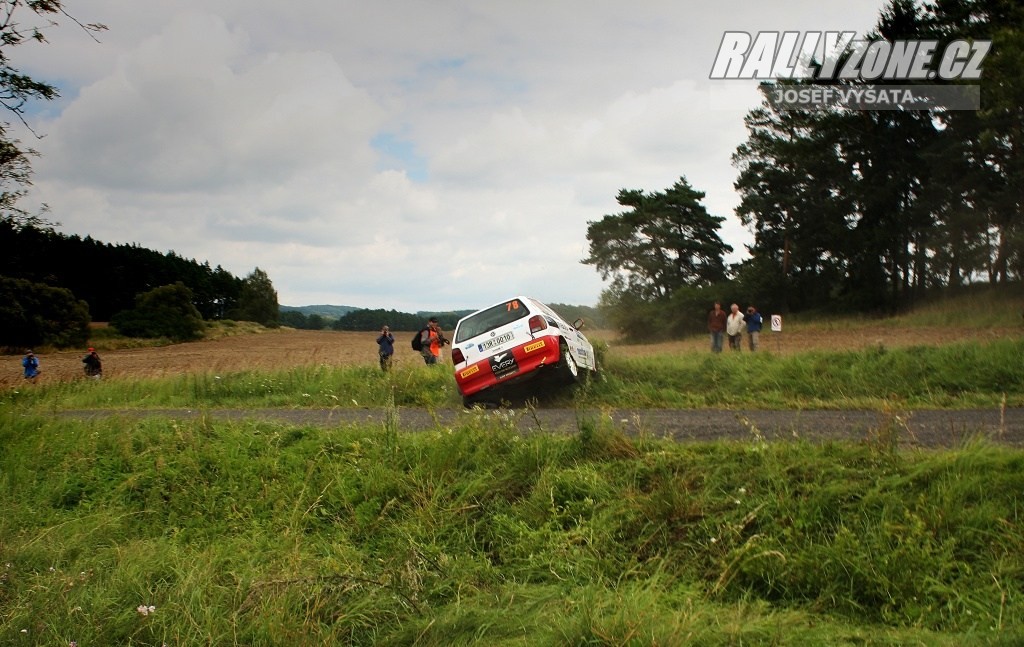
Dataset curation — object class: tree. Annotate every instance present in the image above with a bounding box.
[233,268,279,327]
[923,0,1024,284]
[0,275,89,349]
[733,99,856,312]
[733,0,1024,313]
[279,310,309,329]
[583,177,731,301]
[0,1,105,223]
[110,282,204,341]
[305,313,326,330]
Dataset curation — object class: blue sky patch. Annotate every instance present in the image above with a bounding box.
[371,131,428,182]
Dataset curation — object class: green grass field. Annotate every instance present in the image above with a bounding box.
[2,289,1023,645]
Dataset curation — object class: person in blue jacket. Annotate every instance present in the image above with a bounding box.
[22,350,40,381]
[744,306,763,352]
[376,325,395,371]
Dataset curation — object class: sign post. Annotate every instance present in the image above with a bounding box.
[770,314,782,352]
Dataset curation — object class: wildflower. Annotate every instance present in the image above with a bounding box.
[20,629,27,634]
[137,604,156,616]
[710,537,717,544]
[70,642,78,647]
[738,487,747,495]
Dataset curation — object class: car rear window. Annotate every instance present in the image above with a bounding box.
[455,298,532,343]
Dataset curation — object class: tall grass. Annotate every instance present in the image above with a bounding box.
[594,337,1024,409]
[1,410,1021,645]
[792,283,1024,329]
[5,337,1022,411]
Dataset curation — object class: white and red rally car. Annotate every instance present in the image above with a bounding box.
[450,296,598,407]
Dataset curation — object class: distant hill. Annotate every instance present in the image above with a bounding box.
[279,304,360,320]
[280,303,605,330]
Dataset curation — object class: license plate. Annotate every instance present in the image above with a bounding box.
[479,331,513,352]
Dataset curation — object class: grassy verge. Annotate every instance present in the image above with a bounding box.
[1,410,1021,645]
[5,337,1022,411]
[595,337,1024,409]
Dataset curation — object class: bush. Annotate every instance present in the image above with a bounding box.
[111,282,205,341]
[0,276,90,350]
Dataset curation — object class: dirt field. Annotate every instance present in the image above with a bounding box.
[3,324,1021,388]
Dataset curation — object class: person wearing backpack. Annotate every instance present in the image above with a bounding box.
[416,317,449,365]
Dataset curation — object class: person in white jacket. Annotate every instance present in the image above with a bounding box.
[726,303,745,351]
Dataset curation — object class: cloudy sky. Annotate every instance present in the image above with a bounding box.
[17,1,888,312]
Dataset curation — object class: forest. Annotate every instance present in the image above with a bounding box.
[0,219,243,322]
[585,0,1023,339]
[0,220,282,349]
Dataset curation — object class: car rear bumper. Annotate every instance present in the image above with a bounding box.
[454,334,561,397]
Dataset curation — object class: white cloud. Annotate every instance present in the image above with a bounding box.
[17,0,888,311]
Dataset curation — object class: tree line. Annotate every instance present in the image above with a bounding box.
[585,0,1023,340]
[0,220,280,349]
[281,303,607,332]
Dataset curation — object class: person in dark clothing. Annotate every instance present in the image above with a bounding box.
[376,326,395,371]
[82,347,103,379]
[743,306,763,352]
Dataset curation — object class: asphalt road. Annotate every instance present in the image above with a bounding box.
[58,406,1024,448]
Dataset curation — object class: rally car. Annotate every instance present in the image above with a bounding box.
[450,296,598,407]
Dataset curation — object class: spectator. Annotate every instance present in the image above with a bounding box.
[744,306,763,351]
[707,302,727,353]
[418,317,449,365]
[22,350,40,381]
[376,325,395,371]
[82,347,103,379]
[726,303,745,351]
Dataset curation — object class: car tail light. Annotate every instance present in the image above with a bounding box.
[451,347,465,364]
[528,315,548,334]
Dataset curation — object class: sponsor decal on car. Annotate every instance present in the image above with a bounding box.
[523,340,546,353]
[460,365,480,379]
[489,352,519,379]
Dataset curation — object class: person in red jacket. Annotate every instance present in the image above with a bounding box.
[707,302,727,353]
[418,317,450,365]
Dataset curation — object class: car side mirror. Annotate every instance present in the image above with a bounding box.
[572,318,585,330]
